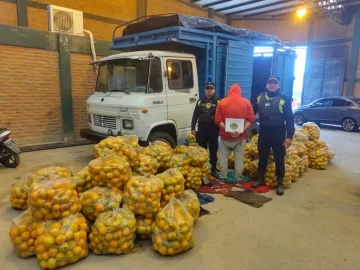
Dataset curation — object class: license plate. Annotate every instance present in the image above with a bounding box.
[5,139,20,153]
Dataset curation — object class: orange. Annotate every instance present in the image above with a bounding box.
[43,236,55,247]
[19,242,28,250]
[159,246,168,255]
[56,252,65,261]
[47,258,57,269]
[168,247,175,255]
[57,261,67,267]
[48,248,58,257]
[65,250,73,259]
[105,233,112,241]
[50,228,60,237]
[181,240,189,249]
[109,240,118,248]
[73,246,82,255]
[98,226,107,236]
[55,234,65,245]
[122,227,131,237]
[41,251,49,260]
[120,242,129,251]
[39,260,48,269]
[9,228,19,238]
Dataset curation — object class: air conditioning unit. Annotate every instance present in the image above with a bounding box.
[47,5,83,36]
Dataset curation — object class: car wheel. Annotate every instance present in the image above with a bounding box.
[294,113,305,126]
[341,118,357,132]
[148,131,177,148]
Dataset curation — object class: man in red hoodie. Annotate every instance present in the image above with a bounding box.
[215,83,255,182]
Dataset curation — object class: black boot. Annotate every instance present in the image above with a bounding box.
[251,175,265,188]
[276,178,284,196]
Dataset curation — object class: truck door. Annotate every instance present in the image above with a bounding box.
[273,50,296,100]
[225,40,254,99]
[164,58,198,136]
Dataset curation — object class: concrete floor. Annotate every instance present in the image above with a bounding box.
[1,128,360,270]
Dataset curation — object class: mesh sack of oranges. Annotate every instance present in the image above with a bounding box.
[35,213,88,269]
[171,154,191,178]
[143,144,173,170]
[136,216,153,240]
[133,154,160,176]
[293,128,309,142]
[151,141,172,149]
[187,146,209,167]
[265,163,292,189]
[89,208,136,255]
[9,209,37,258]
[292,141,307,157]
[285,157,299,182]
[184,166,202,190]
[248,142,258,159]
[93,136,140,168]
[80,187,123,221]
[244,143,252,159]
[32,166,72,180]
[152,197,194,256]
[123,175,164,218]
[10,174,38,210]
[88,154,132,191]
[156,168,185,208]
[178,190,200,223]
[187,133,198,147]
[174,145,189,155]
[308,148,329,170]
[72,166,92,193]
[302,122,320,141]
[201,162,212,178]
[28,178,82,221]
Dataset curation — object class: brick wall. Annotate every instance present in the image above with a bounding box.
[27,0,136,40]
[0,45,63,147]
[0,1,17,25]
[70,53,99,141]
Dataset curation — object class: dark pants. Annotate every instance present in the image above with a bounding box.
[257,127,286,179]
[196,127,219,171]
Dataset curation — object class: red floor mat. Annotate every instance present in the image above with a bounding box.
[196,178,273,195]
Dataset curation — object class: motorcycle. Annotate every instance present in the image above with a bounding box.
[0,128,20,168]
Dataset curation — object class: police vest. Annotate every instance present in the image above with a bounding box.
[197,98,219,128]
[257,92,286,127]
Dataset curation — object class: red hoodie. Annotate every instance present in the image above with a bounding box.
[215,83,255,141]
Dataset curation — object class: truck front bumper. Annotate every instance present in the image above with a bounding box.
[80,129,108,143]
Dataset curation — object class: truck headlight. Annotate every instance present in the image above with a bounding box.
[122,119,134,130]
[88,114,92,124]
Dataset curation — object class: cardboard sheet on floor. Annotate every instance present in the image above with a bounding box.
[225,190,272,208]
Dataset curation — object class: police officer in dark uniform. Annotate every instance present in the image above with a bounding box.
[191,82,219,176]
[251,76,295,196]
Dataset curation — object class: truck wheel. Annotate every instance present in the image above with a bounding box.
[148,131,176,148]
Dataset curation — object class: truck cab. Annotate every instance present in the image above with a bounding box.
[81,51,199,147]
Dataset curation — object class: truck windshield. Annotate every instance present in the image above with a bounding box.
[95,58,150,93]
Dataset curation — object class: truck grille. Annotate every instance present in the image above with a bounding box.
[93,115,117,129]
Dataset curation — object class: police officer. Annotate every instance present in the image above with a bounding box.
[191,82,219,176]
[251,76,295,196]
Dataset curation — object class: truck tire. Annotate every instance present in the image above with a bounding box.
[148,131,177,148]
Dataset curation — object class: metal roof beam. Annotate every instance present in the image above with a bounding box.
[214,0,265,12]
[244,3,304,17]
[202,0,232,8]
[226,0,297,16]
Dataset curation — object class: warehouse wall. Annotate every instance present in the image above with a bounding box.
[0,45,63,146]
[0,1,17,25]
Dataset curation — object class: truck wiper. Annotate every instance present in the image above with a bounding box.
[111,89,130,94]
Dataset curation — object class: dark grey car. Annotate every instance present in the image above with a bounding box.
[293,97,360,132]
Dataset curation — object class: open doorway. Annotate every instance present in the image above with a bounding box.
[292,46,307,109]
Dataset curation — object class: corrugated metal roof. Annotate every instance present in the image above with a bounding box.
[191,0,360,24]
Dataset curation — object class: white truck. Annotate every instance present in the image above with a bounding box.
[81,51,199,147]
